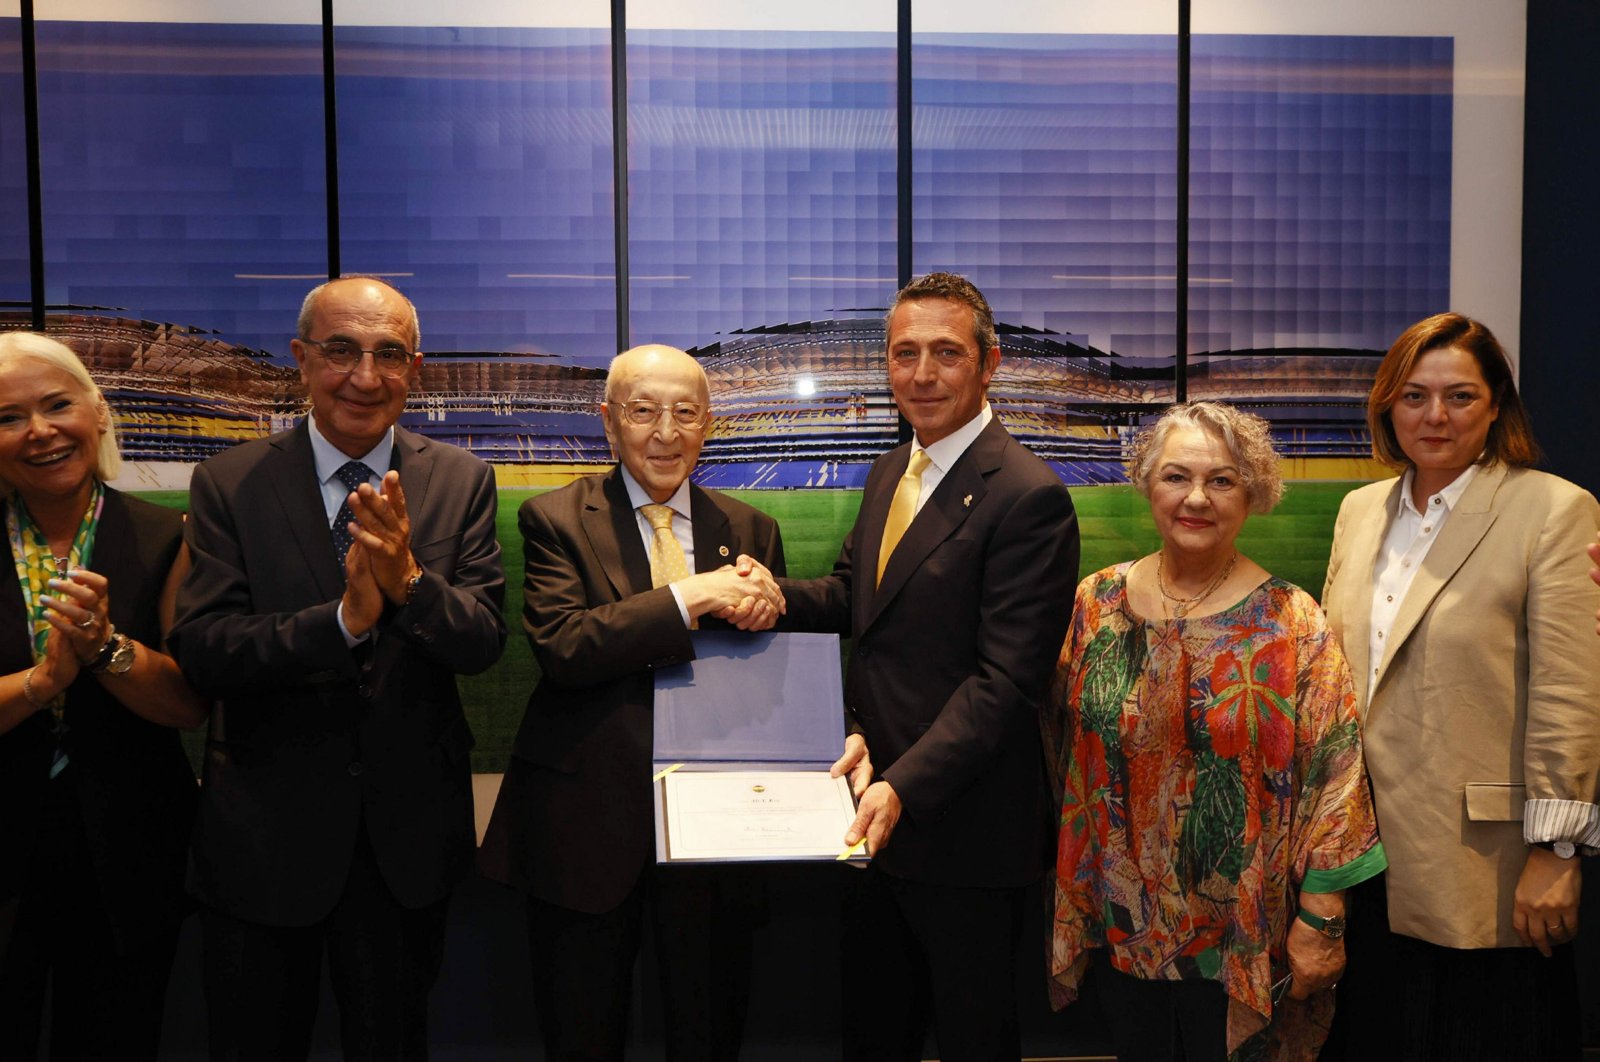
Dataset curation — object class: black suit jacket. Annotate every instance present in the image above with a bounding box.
[170,421,505,926]
[0,490,195,950]
[478,468,785,914]
[781,418,1079,887]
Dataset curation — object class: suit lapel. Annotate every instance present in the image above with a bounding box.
[1336,480,1398,709]
[689,484,734,573]
[864,420,1002,632]
[393,427,432,535]
[853,446,901,609]
[1376,463,1505,691]
[581,468,652,600]
[265,421,345,603]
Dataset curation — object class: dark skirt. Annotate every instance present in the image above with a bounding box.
[1321,872,1581,1062]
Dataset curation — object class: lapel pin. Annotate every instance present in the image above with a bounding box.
[963,494,972,508]
[718,545,730,557]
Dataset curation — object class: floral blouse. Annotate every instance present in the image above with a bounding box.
[1048,564,1385,1059]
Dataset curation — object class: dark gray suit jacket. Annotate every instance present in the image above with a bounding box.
[171,420,505,926]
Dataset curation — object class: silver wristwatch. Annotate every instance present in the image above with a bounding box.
[88,626,137,675]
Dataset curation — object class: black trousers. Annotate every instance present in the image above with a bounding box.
[0,769,183,1062]
[840,866,1027,1062]
[200,823,451,1062]
[1321,872,1581,1062]
[524,862,763,1062]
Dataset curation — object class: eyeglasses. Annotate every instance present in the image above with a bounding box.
[302,338,416,378]
[618,400,707,429]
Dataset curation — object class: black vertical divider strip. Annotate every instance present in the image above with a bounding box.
[895,0,912,445]
[610,0,630,353]
[21,0,45,329]
[896,0,912,290]
[322,0,341,279]
[1175,0,1190,403]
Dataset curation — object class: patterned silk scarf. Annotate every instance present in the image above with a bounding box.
[7,482,105,777]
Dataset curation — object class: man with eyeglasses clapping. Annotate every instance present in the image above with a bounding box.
[170,276,507,1060]
[479,343,785,1061]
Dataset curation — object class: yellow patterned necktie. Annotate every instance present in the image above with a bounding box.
[641,504,690,588]
[642,503,695,628]
[876,449,931,586]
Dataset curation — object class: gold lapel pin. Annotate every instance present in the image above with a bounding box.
[963,494,972,508]
[718,545,730,557]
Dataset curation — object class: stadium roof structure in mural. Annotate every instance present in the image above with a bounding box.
[3,310,1382,490]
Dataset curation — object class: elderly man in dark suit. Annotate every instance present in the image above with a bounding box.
[479,343,785,1061]
[170,276,506,1061]
[781,273,1080,1062]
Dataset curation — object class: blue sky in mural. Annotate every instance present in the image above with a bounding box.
[336,26,617,359]
[1,17,33,307]
[15,22,1449,365]
[626,30,898,354]
[33,20,326,354]
[914,34,1178,361]
[1189,34,1452,356]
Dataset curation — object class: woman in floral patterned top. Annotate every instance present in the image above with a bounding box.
[1047,402,1386,1061]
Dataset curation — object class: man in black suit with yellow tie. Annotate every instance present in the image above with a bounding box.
[780,272,1080,1061]
[171,276,506,1060]
[478,343,786,1061]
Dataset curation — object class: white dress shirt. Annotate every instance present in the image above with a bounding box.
[905,403,994,516]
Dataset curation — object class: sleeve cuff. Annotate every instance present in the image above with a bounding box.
[1523,798,1600,853]
[1301,843,1389,894]
[668,584,692,628]
[335,601,371,648]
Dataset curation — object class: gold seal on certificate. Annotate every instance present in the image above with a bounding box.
[659,770,857,861]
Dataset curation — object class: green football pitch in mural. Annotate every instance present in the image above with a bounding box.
[142,482,1367,772]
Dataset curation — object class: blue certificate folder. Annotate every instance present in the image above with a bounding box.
[652,631,855,862]
[654,631,845,763]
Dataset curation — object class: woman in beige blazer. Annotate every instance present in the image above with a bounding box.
[1319,313,1600,1062]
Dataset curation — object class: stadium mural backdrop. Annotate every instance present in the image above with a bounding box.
[0,0,1526,771]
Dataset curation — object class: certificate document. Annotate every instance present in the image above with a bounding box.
[659,769,857,861]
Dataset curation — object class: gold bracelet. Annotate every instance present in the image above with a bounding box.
[22,666,46,709]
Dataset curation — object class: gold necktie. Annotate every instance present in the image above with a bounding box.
[876,449,930,586]
[641,504,690,588]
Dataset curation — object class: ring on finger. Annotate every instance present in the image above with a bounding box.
[76,614,96,629]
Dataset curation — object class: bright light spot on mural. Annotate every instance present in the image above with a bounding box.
[796,376,817,397]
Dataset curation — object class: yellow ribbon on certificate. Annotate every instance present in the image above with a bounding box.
[652,763,684,782]
[836,839,867,861]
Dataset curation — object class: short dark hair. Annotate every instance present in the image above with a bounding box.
[1367,312,1540,469]
[885,272,997,355]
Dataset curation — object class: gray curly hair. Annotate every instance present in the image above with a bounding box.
[1125,401,1285,514]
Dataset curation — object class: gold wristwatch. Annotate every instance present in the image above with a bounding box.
[1297,908,1347,939]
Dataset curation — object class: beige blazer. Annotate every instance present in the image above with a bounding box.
[1323,463,1600,948]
